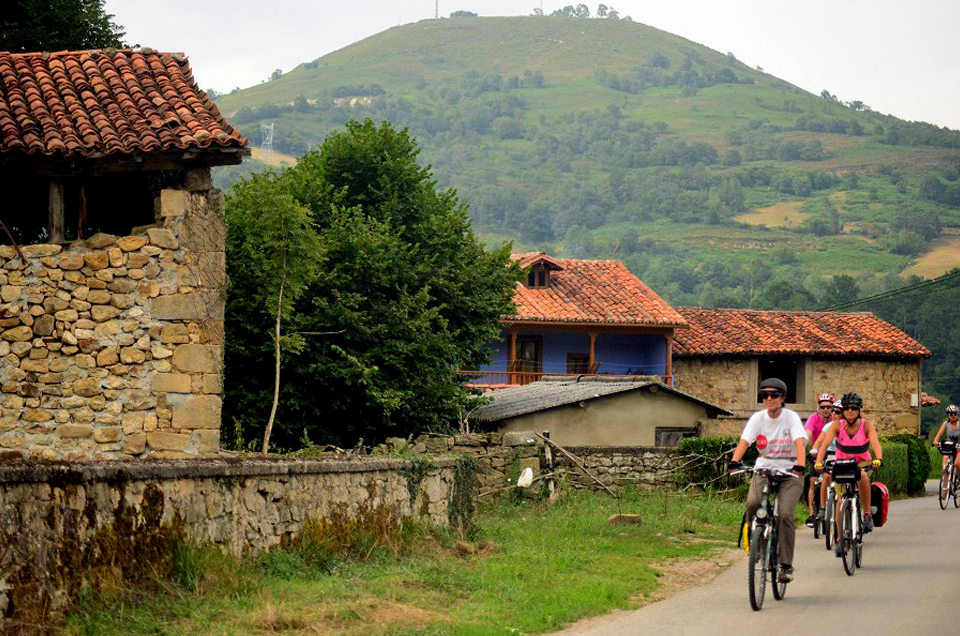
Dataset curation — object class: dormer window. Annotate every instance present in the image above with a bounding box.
[527,266,550,288]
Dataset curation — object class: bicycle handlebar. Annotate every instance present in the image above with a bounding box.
[728,465,801,479]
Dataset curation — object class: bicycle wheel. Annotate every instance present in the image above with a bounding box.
[940,468,950,510]
[812,496,821,539]
[840,500,856,576]
[824,491,835,550]
[748,525,767,611]
[953,467,960,508]
[854,504,863,569]
[771,527,787,601]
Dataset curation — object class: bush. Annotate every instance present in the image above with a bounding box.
[930,444,945,479]
[885,433,932,494]
[676,436,756,489]
[872,440,908,495]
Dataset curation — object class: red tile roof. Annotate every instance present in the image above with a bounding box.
[673,307,930,358]
[0,49,247,159]
[505,253,687,327]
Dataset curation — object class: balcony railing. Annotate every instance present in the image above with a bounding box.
[460,369,673,387]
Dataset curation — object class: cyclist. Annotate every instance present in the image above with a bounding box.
[932,404,960,472]
[814,392,882,543]
[804,392,835,527]
[811,399,841,525]
[728,377,807,583]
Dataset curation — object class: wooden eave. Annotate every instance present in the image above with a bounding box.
[0,147,249,176]
[500,319,680,336]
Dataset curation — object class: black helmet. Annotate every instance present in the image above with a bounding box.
[840,392,863,408]
[759,378,788,393]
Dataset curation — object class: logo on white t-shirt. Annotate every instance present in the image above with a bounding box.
[756,435,769,450]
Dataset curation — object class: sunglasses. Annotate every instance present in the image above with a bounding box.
[842,405,860,412]
[818,404,833,410]
[833,409,842,414]
[758,391,783,400]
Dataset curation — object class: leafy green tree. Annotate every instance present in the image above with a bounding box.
[224,120,519,448]
[226,173,323,453]
[0,0,125,52]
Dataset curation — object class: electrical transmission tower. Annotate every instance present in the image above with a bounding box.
[260,123,274,164]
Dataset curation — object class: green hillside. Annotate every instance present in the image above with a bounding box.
[214,15,960,310]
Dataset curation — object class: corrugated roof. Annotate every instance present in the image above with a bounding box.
[471,375,731,422]
[506,253,687,327]
[0,49,247,159]
[672,307,930,358]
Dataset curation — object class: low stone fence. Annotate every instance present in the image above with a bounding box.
[560,446,678,490]
[0,455,458,624]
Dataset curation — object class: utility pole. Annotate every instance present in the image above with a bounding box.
[435,0,439,19]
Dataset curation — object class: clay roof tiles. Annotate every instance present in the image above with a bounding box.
[0,49,246,158]
[506,252,687,327]
[672,307,930,358]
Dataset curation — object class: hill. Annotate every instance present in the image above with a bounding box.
[213,15,960,310]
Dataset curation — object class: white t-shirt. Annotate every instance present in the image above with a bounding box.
[741,407,807,471]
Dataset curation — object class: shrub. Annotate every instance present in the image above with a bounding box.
[872,440,908,495]
[885,433,932,494]
[930,444,945,479]
[676,436,757,490]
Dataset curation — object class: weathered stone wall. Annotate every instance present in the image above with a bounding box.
[559,446,678,489]
[0,456,456,622]
[673,356,922,435]
[0,170,225,460]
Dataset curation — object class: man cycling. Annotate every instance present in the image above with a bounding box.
[814,392,882,545]
[729,378,806,583]
[932,404,960,472]
[804,392,835,528]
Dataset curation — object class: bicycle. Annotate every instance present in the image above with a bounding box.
[819,458,836,550]
[830,459,874,576]
[937,440,959,510]
[731,465,799,611]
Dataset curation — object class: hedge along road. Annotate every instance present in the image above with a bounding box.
[549,480,960,635]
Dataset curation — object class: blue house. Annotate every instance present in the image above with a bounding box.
[465,253,687,388]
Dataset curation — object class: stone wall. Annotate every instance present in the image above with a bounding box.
[0,456,456,622]
[559,446,678,490]
[0,169,225,460]
[673,356,922,435]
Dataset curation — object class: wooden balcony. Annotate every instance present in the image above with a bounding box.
[460,369,673,388]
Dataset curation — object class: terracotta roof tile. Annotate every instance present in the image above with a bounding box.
[505,252,687,327]
[0,49,246,158]
[672,307,930,358]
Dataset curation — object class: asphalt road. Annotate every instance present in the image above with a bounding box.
[550,480,960,635]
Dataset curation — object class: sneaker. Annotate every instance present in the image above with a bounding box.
[834,542,842,557]
[816,508,825,521]
[778,565,794,583]
[863,514,874,533]
[805,515,815,528]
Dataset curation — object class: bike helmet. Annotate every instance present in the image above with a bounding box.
[833,398,843,412]
[840,392,863,408]
[947,405,959,415]
[758,378,788,393]
[817,392,835,404]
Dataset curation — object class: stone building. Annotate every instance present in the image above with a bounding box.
[671,307,931,436]
[0,49,248,459]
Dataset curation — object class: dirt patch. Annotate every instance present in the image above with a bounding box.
[735,201,809,228]
[635,548,741,605]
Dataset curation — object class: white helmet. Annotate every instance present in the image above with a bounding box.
[817,393,835,403]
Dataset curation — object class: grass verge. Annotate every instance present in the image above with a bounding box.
[55,489,747,636]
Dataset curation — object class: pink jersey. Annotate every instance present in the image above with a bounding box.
[835,418,872,462]
[804,412,827,446]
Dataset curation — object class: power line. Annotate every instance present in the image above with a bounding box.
[823,268,960,312]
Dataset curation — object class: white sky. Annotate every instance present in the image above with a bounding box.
[104,0,960,130]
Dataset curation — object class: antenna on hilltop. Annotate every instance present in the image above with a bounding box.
[435,0,439,19]
[260,123,274,165]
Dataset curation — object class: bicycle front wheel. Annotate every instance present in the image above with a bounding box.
[840,500,856,576]
[940,468,950,509]
[748,525,767,611]
[952,467,960,508]
[824,493,835,550]
[771,527,787,601]
[854,506,863,569]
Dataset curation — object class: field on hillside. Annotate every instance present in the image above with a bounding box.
[735,201,809,228]
[902,235,960,278]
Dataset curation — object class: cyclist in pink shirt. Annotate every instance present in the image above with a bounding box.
[804,392,834,527]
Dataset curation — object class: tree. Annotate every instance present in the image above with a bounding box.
[226,173,323,453]
[224,120,520,449]
[0,0,125,52]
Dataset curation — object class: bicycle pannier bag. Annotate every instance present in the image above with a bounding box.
[831,458,860,483]
[940,440,956,456]
[870,481,889,527]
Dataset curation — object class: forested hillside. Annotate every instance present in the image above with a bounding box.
[212,13,960,408]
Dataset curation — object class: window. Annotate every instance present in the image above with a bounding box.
[757,357,806,404]
[567,353,589,374]
[655,427,698,447]
[525,267,549,288]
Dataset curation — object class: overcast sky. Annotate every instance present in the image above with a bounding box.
[104,0,960,130]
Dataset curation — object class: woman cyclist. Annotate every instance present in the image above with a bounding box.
[804,393,835,527]
[811,399,841,525]
[814,392,882,544]
[728,377,807,583]
[932,404,960,472]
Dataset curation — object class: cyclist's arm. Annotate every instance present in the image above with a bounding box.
[865,420,883,462]
[933,422,946,445]
[793,437,806,469]
[815,426,838,465]
[730,438,751,463]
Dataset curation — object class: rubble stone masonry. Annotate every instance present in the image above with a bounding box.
[0,170,226,459]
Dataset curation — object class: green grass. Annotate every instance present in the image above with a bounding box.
[56,489,747,636]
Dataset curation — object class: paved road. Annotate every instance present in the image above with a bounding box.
[550,481,960,635]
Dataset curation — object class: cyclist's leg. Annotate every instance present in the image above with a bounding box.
[858,469,871,515]
[745,473,764,525]
[820,474,831,508]
[776,476,803,567]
